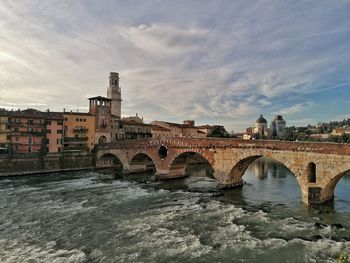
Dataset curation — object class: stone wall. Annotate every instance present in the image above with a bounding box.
[0,153,95,176]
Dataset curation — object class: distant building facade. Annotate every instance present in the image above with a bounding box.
[271,115,286,137]
[121,117,152,140]
[254,115,268,136]
[88,96,112,144]
[150,120,207,138]
[107,72,124,141]
[0,109,63,154]
[63,112,95,152]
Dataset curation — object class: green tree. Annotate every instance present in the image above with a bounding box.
[208,126,229,138]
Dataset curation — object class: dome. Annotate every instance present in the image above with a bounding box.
[256,115,267,124]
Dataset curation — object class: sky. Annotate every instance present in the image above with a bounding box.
[0,0,350,132]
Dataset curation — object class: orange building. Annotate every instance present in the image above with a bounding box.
[0,109,64,154]
[46,113,64,153]
[63,112,95,152]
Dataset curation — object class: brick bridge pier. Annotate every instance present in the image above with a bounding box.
[96,138,350,205]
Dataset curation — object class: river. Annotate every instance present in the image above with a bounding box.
[0,157,349,262]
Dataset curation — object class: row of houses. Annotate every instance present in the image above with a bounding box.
[0,108,218,154]
[0,72,221,154]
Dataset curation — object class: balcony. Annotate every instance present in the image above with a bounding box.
[64,137,88,144]
[73,127,88,133]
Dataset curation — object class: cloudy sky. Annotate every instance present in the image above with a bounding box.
[0,1,350,131]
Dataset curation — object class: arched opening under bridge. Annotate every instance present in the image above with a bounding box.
[129,153,156,174]
[96,153,123,175]
[322,169,350,211]
[169,151,214,179]
[229,156,301,205]
[165,152,216,190]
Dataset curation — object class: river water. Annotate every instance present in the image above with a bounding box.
[0,157,350,263]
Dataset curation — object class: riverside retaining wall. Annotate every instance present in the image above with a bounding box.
[0,153,95,176]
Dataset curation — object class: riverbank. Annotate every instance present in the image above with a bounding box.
[0,153,95,177]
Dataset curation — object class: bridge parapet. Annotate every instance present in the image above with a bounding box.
[97,138,350,155]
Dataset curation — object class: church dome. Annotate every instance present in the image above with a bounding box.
[256,115,267,124]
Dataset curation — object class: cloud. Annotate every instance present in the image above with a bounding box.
[277,102,314,115]
[117,24,209,56]
[0,0,349,131]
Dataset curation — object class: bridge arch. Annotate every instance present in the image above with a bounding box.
[168,150,214,178]
[225,153,304,192]
[128,152,157,173]
[96,153,124,170]
[321,166,350,203]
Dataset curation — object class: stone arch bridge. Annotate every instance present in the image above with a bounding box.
[95,138,350,205]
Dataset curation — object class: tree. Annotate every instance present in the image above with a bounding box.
[208,126,229,138]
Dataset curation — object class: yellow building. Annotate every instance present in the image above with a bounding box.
[0,115,9,152]
[63,112,95,152]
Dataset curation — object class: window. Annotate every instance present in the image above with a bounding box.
[47,129,51,134]
[29,119,33,125]
[28,137,32,144]
[28,147,32,153]
[6,135,11,140]
[64,118,68,121]
[57,130,63,134]
[16,137,19,142]
[76,118,79,122]
[80,118,83,122]
[57,120,63,125]
[15,127,19,132]
[308,162,316,183]
[83,119,86,122]
[47,120,51,125]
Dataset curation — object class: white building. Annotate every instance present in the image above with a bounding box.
[254,115,268,135]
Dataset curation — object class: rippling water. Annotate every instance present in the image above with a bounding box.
[0,158,350,262]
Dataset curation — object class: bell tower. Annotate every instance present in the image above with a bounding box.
[107,72,122,118]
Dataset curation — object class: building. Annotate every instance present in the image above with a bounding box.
[150,120,207,138]
[254,115,268,136]
[0,113,9,153]
[196,125,216,136]
[122,119,153,139]
[332,127,350,136]
[46,112,64,153]
[63,112,95,152]
[0,109,64,154]
[88,96,112,144]
[243,127,254,140]
[107,72,124,141]
[271,115,286,137]
[151,125,171,138]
